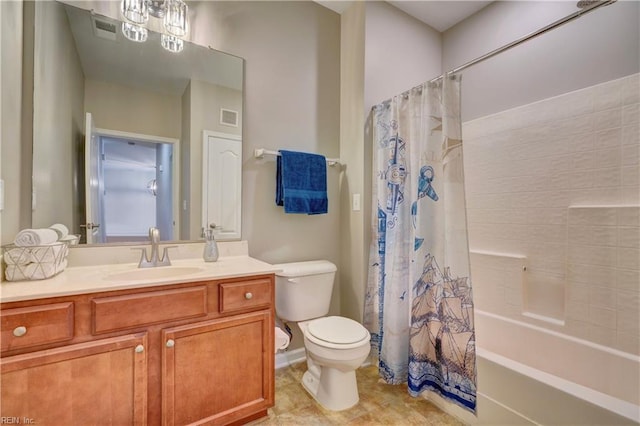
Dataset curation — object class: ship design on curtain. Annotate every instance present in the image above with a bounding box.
[365,76,477,413]
[409,254,476,409]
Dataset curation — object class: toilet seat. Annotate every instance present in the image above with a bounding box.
[305,316,370,349]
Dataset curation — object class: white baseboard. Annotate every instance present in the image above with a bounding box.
[275,347,306,369]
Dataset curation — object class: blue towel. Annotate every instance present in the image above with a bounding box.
[276,150,328,215]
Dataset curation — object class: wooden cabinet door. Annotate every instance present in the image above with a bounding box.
[162,311,274,426]
[1,333,147,425]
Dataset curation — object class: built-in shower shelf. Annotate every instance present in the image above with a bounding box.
[469,250,526,259]
[469,250,528,316]
[522,311,565,326]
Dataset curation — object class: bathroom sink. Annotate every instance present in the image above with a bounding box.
[104,266,204,281]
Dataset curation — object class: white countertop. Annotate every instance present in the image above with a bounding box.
[0,256,281,303]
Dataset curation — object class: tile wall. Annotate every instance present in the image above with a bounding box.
[463,73,640,355]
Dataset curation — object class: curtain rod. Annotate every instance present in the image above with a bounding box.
[429,0,617,83]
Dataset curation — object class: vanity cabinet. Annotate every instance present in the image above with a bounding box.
[1,333,148,424]
[1,302,74,352]
[162,311,272,425]
[0,274,275,425]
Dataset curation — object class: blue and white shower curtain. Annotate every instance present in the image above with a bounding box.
[364,75,477,412]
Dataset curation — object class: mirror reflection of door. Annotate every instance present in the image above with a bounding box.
[84,112,103,244]
[84,113,177,243]
[202,131,242,241]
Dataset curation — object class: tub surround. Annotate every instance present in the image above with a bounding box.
[475,310,639,421]
[464,74,640,354]
[425,311,640,425]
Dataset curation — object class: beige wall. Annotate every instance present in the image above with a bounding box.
[189,81,242,138]
[339,2,366,323]
[85,80,182,140]
[31,1,85,232]
[180,82,192,240]
[0,1,29,245]
[364,2,442,111]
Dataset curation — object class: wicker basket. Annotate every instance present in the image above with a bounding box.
[3,242,69,281]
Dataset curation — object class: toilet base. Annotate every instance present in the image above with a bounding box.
[301,366,359,411]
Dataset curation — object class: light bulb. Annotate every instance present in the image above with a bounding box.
[122,22,148,42]
[164,0,188,38]
[120,0,148,25]
[161,34,184,53]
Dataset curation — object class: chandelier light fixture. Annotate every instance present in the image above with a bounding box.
[120,0,189,53]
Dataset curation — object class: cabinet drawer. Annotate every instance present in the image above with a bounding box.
[1,302,74,352]
[92,287,207,334]
[219,278,272,314]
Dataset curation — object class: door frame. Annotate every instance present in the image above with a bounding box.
[94,127,180,241]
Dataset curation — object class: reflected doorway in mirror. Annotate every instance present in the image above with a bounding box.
[83,112,179,244]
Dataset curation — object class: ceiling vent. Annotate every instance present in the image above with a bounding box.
[220,109,239,127]
[92,16,117,41]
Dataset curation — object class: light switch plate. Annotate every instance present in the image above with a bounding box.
[0,179,4,211]
[352,193,361,211]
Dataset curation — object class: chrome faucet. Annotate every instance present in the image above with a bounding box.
[136,227,174,268]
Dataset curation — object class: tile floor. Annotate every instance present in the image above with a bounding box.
[252,362,465,425]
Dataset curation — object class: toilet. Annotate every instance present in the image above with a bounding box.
[274,260,371,411]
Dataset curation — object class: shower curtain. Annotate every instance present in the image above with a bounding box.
[364,74,477,412]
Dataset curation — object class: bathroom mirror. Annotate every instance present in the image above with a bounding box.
[31,1,244,244]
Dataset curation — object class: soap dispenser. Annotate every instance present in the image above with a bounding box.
[203,228,219,262]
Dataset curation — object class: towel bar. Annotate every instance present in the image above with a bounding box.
[254,148,340,166]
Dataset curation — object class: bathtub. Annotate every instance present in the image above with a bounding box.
[278,309,640,424]
[427,310,640,425]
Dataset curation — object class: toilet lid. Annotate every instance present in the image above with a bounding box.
[307,316,369,344]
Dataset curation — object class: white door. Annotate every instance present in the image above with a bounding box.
[202,131,242,240]
[84,112,103,243]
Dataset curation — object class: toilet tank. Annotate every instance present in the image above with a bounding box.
[274,260,337,322]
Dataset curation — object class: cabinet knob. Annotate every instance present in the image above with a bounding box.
[13,326,27,337]
[244,292,253,300]
[135,344,144,353]
[166,339,175,348]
